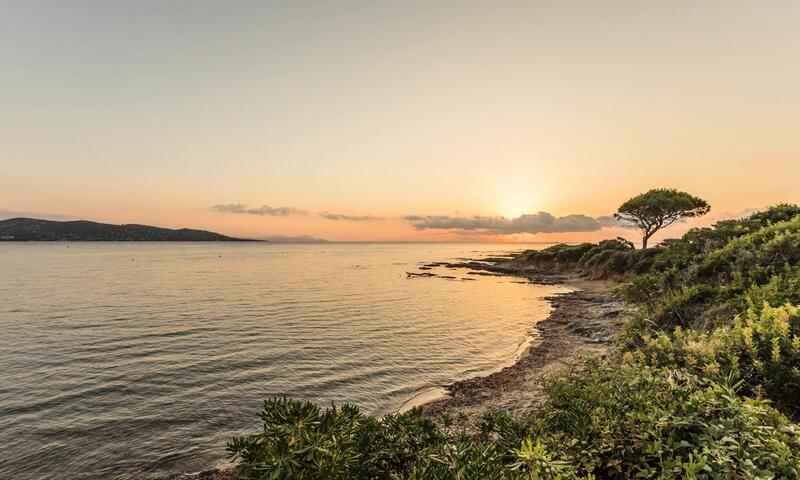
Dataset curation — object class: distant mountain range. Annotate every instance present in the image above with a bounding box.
[0,218,257,242]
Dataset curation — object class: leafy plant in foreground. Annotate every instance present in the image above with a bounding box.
[227,397,583,479]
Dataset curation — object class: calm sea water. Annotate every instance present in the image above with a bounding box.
[0,242,561,479]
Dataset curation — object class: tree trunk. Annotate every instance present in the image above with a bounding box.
[642,234,650,249]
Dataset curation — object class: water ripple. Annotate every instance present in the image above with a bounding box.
[0,242,559,479]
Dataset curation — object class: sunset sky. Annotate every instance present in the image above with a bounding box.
[2,1,799,241]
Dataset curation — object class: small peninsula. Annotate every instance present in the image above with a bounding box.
[0,218,255,242]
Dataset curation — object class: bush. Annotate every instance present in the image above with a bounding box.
[745,267,800,312]
[227,398,584,480]
[619,208,800,337]
[518,238,648,279]
[229,362,800,479]
[634,303,800,415]
[531,359,800,479]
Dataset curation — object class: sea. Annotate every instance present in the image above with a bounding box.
[0,242,562,479]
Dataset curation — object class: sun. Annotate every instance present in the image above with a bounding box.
[502,207,526,219]
[498,194,536,219]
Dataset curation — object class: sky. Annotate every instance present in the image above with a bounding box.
[1,0,799,242]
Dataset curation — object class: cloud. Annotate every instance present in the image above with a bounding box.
[595,215,621,227]
[212,204,384,221]
[403,211,627,234]
[212,204,308,216]
[712,207,761,222]
[596,214,640,229]
[318,212,384,221]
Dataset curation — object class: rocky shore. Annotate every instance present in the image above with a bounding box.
[422,273,626,419]
[414,253,628,419]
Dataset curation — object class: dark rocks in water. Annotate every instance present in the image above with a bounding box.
[526,274,570,285]
[418,266,433,270]
[480,256,516,263]
[405,271,459,280]
[407,272,436,278]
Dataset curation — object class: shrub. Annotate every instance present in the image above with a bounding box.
[518,238,647,279]
[634,303,800,415]
[620,209,800,337]
[228,362,800,479]
[530,360,800,479]
[745,267,800,312]
[227,398,584,479]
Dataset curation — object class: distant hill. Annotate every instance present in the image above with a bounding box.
[260,234,329,243]
[0,218,257,242]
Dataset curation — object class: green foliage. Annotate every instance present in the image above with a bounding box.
[614,188,711,248]
[532,360,800,479]
[635,303,800,415]
[519,238,657,279]
[618,207,800,333]
[616,206,800,416]
[526,204,800,292]
[745,267,800,312]
[229,364,800,479]
[632,283,720,332]
[228,398,584,479]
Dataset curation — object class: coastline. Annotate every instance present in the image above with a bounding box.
[407,254,628,420]
[421,272,626,419]
[176,255,628,480]
[396,318,541,414]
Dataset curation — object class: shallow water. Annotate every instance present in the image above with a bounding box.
[0,242,560,479]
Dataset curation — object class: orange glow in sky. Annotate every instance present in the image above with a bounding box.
[2,1,799,241]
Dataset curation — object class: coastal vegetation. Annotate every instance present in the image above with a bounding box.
[613,188,711,249]
[227,203,800,479]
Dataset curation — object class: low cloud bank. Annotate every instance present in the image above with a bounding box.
[403,211,624,234]
[213,203,386,221]
[319,212,384,221]
[211,203,641,235]
[212,204,308,216]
